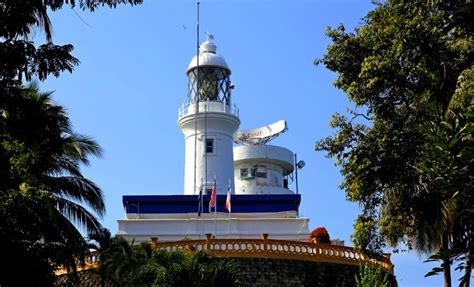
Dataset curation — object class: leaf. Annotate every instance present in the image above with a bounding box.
[425,267,444,277]
[440,121,454,132]
[446,137,459,149]
[0,108,8,118]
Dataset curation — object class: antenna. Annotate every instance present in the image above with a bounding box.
[294,154,305,195]
[196,2,200,72]
[193,1,200,195]
[234,120,288,145]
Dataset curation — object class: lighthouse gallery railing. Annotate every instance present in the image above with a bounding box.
[178,101,239,118]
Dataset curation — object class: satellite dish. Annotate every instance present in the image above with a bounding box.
[234,120,288,145]
[297,160,305,169]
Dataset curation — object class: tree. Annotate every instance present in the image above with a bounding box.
[315,0,473,286]
[88,227,113,252]
[0,0,143,87]
[99,236,244,287]
[420,102,473,287]
[0,1,143,284]
[355,264,393,287]
[0,84,104,285]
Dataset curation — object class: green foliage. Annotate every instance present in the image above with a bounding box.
[0,1,145,285]
[351,215,385,259]
[315,0,473,285]
[0,84,105,285]
[0,0,143,85]
[0,188,66,286]
[418,104,474,285]
[355,264,393,287]
[424,250,452,278]
[99,237,244,287]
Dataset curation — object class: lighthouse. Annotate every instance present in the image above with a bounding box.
[178,35,240,195]
[117,35,309,242]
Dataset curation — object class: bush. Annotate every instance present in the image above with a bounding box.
[355,264,396,287]
[309,227,331,244]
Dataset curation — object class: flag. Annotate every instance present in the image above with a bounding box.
[209,178,216,212]
[225,181,231,213]
[197,182,203,216]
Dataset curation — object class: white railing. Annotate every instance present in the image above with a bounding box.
[178,101,239,118]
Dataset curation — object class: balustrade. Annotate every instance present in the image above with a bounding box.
[56,251,100,275]
[152,234,393,273]
[56,235,394,275]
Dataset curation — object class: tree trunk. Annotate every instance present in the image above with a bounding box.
[442,234,452,287]
[443,258,452,287]
[461,252,471,287]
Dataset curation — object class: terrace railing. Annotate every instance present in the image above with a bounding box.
[152,234,393,273]
[56,234,393,275]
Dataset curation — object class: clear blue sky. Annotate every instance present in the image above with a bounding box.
[38,1,461,285]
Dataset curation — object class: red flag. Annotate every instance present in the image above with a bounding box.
[225,181,231,213]
[225,191,231,213]
[209,179,216,212]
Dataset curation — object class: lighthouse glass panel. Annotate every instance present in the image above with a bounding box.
[188,67,231,104]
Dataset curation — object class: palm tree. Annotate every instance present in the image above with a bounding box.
[379,106,474,287]
[88,227,113,252]
[98,237,243,287]
[13,83,103,227]
[0,82,105,284]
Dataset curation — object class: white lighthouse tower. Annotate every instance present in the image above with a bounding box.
[178,35,240,195]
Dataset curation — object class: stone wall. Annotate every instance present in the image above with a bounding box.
[56,258,392,286]
[232,258,359,287]
[55,269,113,287]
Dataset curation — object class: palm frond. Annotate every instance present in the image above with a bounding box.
[48,157,82,177]
[54,197,102,234]
[43,175,105,216]
[62,133,103,165]
[87,227,112,250]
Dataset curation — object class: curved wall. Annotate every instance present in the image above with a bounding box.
[233,145,295,195]
[56,258,396,287]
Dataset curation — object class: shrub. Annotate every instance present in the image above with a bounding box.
[309,227,331,244]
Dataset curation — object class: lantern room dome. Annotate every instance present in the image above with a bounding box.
[186,36,231,75]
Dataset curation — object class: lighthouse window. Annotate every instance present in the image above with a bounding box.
[240,168,249,178]
[205,139,214,154]
[256,166,267,178]
[256,171,267,178]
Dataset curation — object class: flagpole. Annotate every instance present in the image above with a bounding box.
[214,174,217,238]
[228,178,231,238]
[214,202,217,238]
[200,178,204,238]
[202,198,205,238]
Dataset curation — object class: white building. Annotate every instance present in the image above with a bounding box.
[117,36,310,242]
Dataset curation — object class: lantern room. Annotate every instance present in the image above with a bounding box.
[186,34,233,105]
